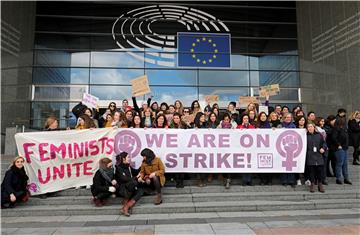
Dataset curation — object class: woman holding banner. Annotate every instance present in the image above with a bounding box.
[256,112,273,186]
[115,152,143,217]
[169,113,187,188]
[75,114,96,130]
[138,148,165,205]
[193,112,208,187]
[91,158,117,207]
[306,123,326,193]
[1,156,30,209]
[279,113,297,188]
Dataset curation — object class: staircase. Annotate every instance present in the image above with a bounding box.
[1,152,359,234]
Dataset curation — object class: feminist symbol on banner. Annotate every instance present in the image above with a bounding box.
[276,130,303,171]
[27,183,38,193]
[114,130,142,167]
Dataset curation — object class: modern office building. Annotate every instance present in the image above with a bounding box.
[1,1,359,133]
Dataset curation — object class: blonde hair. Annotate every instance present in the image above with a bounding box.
[11,156,25,168]
[282,113,293,122]
[350,111,360,120]
[44,116,57,129]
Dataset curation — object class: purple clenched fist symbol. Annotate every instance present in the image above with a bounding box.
[118,135,136,154]
[276,131,303,171]
[283,135,298,156]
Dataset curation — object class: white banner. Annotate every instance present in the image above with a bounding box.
[15,128,307,195]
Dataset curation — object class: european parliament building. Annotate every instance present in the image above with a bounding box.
[1,1,359,133]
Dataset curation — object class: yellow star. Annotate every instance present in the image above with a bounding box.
[192,54,196,58]
[190,48,194,52]
[192,43,196,46]
[213,43,217,47]
[213,55,217,58]
[202,37,206,41]
[202,60,207,64]
[208,59,213,63]
[196,39,200,42]
[208,39,212,43]
[197,59,201,63]
[214,49,218,53]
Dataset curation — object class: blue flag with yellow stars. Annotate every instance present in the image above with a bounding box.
[177,32,231,68]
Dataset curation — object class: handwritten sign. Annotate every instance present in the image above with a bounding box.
[82,93,99,109]
[259,105,269,115]
[259,84,280,97]
[238,96,260,108]
[131,75,151,97]
[205,95,219,103]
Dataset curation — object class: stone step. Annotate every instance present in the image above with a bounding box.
[2,208,359,226]
[2,198,359,217]
[54,183,359,197]
[24,189,359,206]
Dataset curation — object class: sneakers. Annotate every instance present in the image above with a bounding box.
[296,179,302,186]
[86,185,91,190]
[305,180,311,186]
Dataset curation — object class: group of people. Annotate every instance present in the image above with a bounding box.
[91,148,165,216]
[2,96,359,212]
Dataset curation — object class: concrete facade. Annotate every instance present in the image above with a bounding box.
[297,1,360,116]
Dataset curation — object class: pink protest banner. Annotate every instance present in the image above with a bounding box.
[16,128,307,195]
[15,128,116,195]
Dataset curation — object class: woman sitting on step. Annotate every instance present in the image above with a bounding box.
[137,148,165,205]
[115,152,144,217]
[1,156,30,209]
[91,158,117,207]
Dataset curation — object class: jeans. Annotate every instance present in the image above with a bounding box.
[335,149,349,181]
[280,173,295,185]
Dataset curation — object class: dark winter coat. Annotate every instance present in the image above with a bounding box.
[91,170,113,197]
[330,126,349,151]
[115,164,140,196]
[1,166,28,199]
[348,119,360,148]
[306,132,325,166]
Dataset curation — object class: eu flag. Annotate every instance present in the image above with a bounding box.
[177,32,231,68]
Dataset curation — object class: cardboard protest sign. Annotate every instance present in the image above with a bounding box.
[259,105,269,115]
[131,75,151,97]
[259,84,280,97]
[82,93,99,109]
[205,95,219,103]
[238,96,260,108]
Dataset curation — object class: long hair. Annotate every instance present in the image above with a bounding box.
[154,113,168,128]
[10,156,25,169]
[44,116,57,129]
[78,114,96,129]
[194,112,205,128]
[141,148,156,165]
[115,152,128,167]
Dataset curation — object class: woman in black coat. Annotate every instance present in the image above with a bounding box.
[91,158,117,207]
[305,123,326,193]
[348,111,360,165]
[1,156,29,208]
[115,152,143,217]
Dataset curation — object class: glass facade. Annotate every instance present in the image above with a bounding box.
[31,2,300,129]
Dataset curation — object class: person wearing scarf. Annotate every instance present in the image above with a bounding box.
[138,148,165,205]
[1,156,29,208]
[115,152,143,217]
[91,158,117,207]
